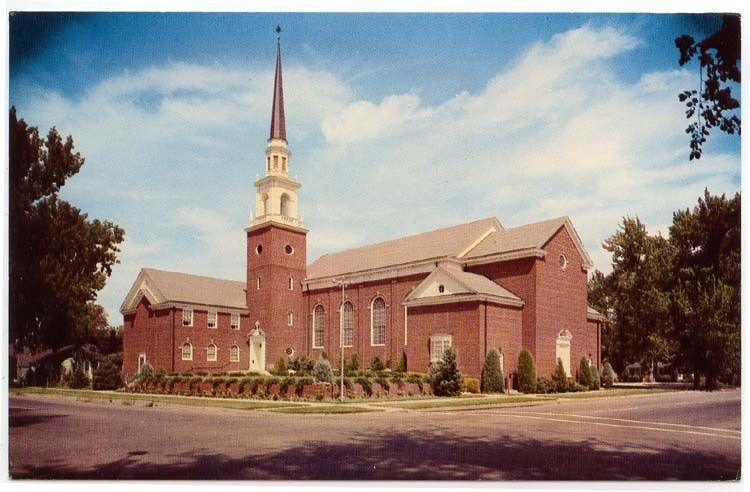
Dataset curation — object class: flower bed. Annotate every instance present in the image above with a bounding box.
[126,373,432,401]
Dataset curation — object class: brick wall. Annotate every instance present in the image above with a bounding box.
[483,303,523,377]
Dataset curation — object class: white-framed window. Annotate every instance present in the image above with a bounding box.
[280,194,290,217]
[287,311,294,326]
[288,277,294,290]
[207,343,217,362]
[182,308,193,327]
[230,313,240,330]
[313,305,325,349]
[371,297,386,346]
[230,345,240,363]
[256,276,261,290]
[207,311,218,329]
[181,342,193,361]
[430,334,452,363]
[558,253,568,270]
[138,353,147,372]
[341,301,354,347]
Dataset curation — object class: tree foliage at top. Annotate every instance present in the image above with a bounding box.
[675,14,740,160]
[9,107,125,351]
[429,346,463,397]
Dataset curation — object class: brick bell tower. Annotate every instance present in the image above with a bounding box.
[245,26,307,373]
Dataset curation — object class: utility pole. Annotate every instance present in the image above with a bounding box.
[334,278,349,401]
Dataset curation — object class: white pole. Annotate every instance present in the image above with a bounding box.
[340,281,346,401]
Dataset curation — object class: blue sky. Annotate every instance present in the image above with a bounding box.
[10,13,741,325]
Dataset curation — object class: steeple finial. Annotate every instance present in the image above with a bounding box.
[269,26,286,142]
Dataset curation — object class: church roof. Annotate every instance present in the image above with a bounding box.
[587,306,605,321]
[269,32,286,141]
[465,216,594,268]
[120,268,247,314]
[306,217,502,280]
[403,265,523,308]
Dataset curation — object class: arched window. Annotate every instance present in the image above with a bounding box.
[313,305,325,349]
[371,297,386,346]
[207,343,217,362]
[280,194,291,217]
[181,342,193,361]
[341,301,354,347]
[230,345,240,363]
[556,330,572,376]
[261,193,270,216]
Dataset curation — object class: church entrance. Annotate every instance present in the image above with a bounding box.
[248,325,266,373]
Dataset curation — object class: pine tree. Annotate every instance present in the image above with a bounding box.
[481,349,504,393]
[429,347,463,396]
[517,349,537,393]
[553,358,568,393]
[577,357,592,389]
[274,357,288,376]
[590,364,601,390]
[313,355,334,383]
[396,351,407,373]
[601,362,615,388]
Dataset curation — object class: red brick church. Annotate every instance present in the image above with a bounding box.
[121,34,604,380]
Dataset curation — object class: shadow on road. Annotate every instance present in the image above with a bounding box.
[11,427,740,480]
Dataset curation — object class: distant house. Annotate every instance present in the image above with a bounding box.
[11,344,103,386]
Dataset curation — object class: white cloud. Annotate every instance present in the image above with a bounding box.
[16,24,739,325]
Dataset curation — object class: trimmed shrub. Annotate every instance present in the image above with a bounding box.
[345,353,360,375]
[601,362,615,388]
[577,357,592,388]
[406,373,424,391]
[295,376,314,395]
[396,351,407,373]
[517,349,537,394]
[138,362,154,379]
[590,364,601,390]
[567,380,587,392]
[313,355,335,383]
[429,347,463,397]
[375,374,390,391]
[279,377,294,393]
[536,376,556,394]
[553,358,568,393]
[274,357,288,376]
[356,377,373,396]
[93,358,122,391]
[369,356,385,372]
[65,364,90,389]
[481,349,504,393]
[463,377,480,394]
[290,356,315,376]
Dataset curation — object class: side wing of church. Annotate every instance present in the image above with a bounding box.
[121,32,605,380]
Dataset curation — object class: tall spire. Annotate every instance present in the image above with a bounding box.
[269,25,287,142]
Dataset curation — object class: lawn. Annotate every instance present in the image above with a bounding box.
[552,388,672,399]
[377,395,548,409]
[269,405,384,414]
[12,387,298,410]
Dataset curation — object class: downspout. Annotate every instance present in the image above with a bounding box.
[171,309,175,372]
[484,301,488,359]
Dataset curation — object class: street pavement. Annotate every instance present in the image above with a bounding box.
[8,389,740,480]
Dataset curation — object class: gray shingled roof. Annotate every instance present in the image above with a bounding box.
[143,268,247,309]
[465,216,568,259]
[306,217,501,280]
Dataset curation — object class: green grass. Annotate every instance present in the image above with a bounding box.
[270,405,384,414]
[377,395,548,409]
[12,387,298,410]
[553,388,672,399]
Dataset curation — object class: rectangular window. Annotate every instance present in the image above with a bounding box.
[430,334,452,363]
[256,276,261,290]
[182,308,193,327]
[287,312,294,326]
[231,313,240,330]
[207,311,217,329]
[288,277,294,290]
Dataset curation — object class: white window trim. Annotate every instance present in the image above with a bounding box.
[206,343,218,362]
[312,304,325,349]
[370,297,386,346]
[230,313,240,330]
[287,311,294,326]
[182,308,193,327]
[230,345,240,363]
[288,277,294,290]
[181,343,193,361]
[559,253,568,270]
[430,334,452,363]
[256,276,261,290]
[207,311,218,329]
[138,353,147,372]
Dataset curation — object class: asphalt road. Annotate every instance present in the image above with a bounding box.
[9,389,740,480]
